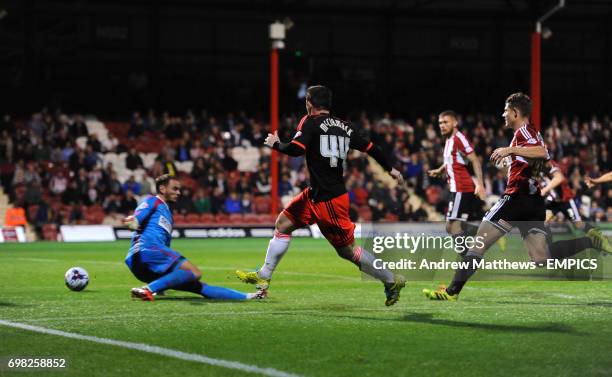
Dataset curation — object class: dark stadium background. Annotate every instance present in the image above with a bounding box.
[1,0,611,115]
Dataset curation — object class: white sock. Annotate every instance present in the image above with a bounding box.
[258,231,292,280]
[353,247,395,284]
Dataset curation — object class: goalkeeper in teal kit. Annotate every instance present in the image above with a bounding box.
[124,174,267,301]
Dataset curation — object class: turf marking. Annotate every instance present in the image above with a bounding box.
[0,319,303,377]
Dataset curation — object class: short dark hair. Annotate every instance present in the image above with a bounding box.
[505,92,532,118]
[439,110,458,120]
[155,174,177,192]
[306,85,332,110]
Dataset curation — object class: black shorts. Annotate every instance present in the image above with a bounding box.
[446,192,481,221]
[484,194,546,239]
[546,199,582,222]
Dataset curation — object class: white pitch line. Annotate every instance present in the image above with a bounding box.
[13,257,68,263]
[0,319,303,377]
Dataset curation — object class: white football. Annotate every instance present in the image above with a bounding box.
[65,267,89,291]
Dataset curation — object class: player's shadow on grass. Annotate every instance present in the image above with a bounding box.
[0,301,20,307]
[320,312,580,335]
[400,312,578,334]
[493,300,612,308]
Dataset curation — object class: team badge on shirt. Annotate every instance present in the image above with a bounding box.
[158,215,172,235]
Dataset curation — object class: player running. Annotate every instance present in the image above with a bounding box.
[423,92,611,301]
[236,85,407,306]
[427,110,485,242]
[125,174,267,301]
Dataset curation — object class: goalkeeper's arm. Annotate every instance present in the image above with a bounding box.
[122,215,139,230]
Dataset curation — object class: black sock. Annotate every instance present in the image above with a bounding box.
[545,224,554,245]
[173,280,204,295]
[549,237,592,260]
[451,231,469,257]
[545,224,553,237]
[461,222,479,237]
[446,252,482,295]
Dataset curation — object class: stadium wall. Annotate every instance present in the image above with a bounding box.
[30,222,594,243]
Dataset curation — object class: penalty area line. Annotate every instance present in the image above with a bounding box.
[0,319,303,377]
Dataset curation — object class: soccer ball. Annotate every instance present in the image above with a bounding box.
[65,267,89,291]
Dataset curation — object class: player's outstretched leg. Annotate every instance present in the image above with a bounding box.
[172,280,267,300]
[586,228,612,254]
[133,259,267,301]
[544,227,611,261]
[131,258,199,301]
[236,212,298,289]
[134,280,266,301]
[423,221,503,301]
[202,283,267,300]
[336,244,406,306]
[235,230,290,289]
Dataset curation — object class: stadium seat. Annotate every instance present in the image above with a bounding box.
[141,153,158,169]
[198,213,215,224]
[75,136,88,150]
[383,213,398,222]
[243,213,258,224]
[185,213,200,224]
[181,176,198,191]
[0,162,15,175]
[89,204,104,213]
[215,213,229,223]
[232,146,260,172]
[85,211,105,225]
[255,214,276,224]
[253,196,271,214]
[228,213,244,224]
[358,206,372,222]
[174,214,187,224]
[175,161,194,173]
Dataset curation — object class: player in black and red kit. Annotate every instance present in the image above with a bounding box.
[423,93,611,301]
[236,85,407,306]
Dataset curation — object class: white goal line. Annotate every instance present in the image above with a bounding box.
[0,319,303,377]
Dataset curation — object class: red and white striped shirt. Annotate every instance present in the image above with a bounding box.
[443,131,475,193]
[505,125,548,195]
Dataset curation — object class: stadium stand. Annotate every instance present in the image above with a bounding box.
[0,110,609,240]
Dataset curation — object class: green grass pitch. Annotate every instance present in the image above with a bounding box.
[1,239,612,377]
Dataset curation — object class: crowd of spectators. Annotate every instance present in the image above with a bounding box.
[0,107,609,239]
